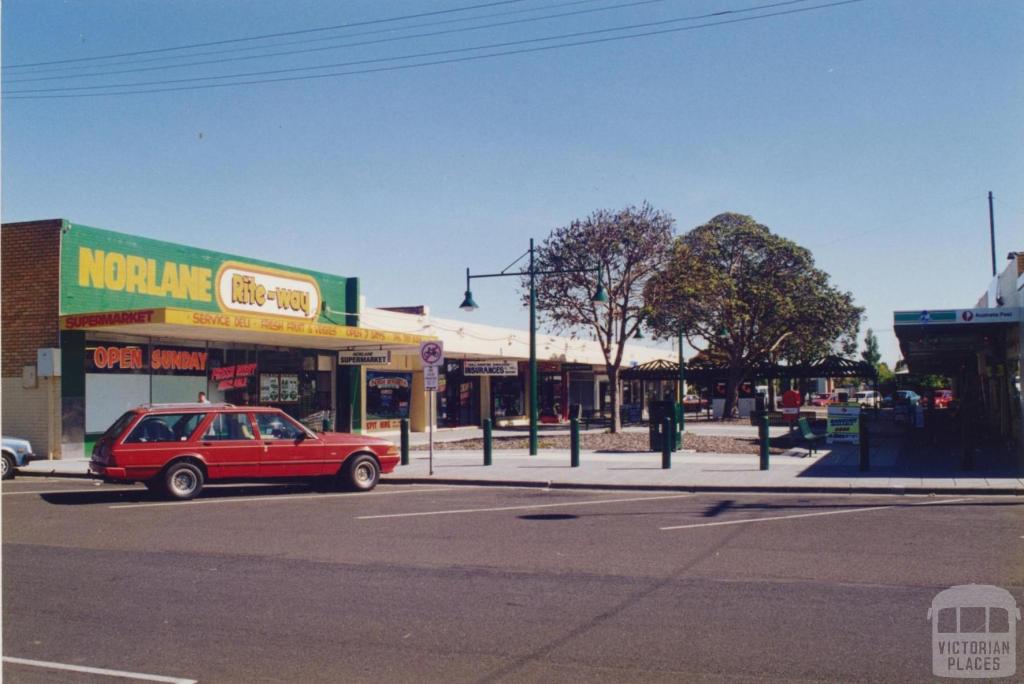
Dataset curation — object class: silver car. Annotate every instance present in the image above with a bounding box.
[2,436,41,480]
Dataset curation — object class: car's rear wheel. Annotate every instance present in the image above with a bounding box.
[1,454,15,480]
[341,453,379,492]
[163,461,204,500]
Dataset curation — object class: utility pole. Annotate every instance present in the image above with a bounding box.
[989,191,996,277]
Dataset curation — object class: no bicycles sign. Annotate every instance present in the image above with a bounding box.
[419,341,444,368]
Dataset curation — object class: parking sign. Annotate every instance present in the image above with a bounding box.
[423,365,439,391]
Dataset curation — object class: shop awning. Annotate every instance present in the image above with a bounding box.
[894,307,1021,374]
[620,355,876,382]
[60,307,435,351]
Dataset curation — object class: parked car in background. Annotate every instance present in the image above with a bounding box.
[893,390,922,406]
[90,403,400,500]
[855,390,881,408]
[830,387,858,404]
[810,393,832,407]
[926,389,954,409]
[682,394,708,411]
[2,436,42,480]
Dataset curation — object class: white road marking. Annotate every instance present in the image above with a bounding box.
[357,493,693,519]
[660,497,971,531]
[2,656,196,683]
[109,485,458,509]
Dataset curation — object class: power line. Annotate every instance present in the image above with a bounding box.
[2,0,531,69]
[5,0,608,77]
[4,0,703,84]
[4,0,862,99]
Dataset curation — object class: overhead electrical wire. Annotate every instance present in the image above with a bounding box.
[7,0,698,84]
[4,0,610,77]
[2,0,533,69]
[3,0,866,100]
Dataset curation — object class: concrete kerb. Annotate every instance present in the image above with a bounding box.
[11,455,1023,496]
[381,477,1024,496]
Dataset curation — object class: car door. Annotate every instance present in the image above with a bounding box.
[196,411,263,479]
[255,411,325,478]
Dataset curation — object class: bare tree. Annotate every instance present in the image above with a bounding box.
[527,203,674,432]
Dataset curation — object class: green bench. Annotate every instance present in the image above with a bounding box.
[797,417,824,456]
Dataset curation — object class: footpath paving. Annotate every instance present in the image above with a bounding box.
[13,422,1023,495]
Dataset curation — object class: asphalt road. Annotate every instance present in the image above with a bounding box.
[3,479,1022,683]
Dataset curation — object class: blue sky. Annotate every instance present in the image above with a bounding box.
[3,0,1022,365]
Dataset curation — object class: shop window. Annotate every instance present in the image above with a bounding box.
[539,373,563,418]
[491,376,524,418]
[367,372,412,421]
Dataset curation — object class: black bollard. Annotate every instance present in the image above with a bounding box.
[759,411,770,471]
[570,418,580,468]
[661,417,672,469]
[400,418,410,466]
[483,418,493,466]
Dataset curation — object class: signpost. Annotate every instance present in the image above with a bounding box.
[419,341,444,475]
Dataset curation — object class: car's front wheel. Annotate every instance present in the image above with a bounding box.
[1,454,15,480]
[162,461,204,500]
[341,453,379,492]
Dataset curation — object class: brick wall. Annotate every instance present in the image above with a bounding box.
[1,377,56,455]
[2,219,63,377]
[2,220,63,455]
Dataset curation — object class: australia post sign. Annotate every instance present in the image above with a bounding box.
[59,223,352,323]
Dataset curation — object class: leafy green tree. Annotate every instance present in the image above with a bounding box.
[645,213,862,417]
[861,328,881,368]
[876,362,895,384]
[527,203,675,431]
[844,327,885,391]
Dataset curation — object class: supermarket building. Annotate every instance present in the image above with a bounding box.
[1,219,669,458]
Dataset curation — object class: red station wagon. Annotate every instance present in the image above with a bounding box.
[90,403,400,500]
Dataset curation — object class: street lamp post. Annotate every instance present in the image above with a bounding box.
[678,327,686,436]
[460,238,608,455]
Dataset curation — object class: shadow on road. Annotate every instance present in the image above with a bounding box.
[38,483,321,506]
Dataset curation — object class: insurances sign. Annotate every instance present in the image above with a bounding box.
[463,360,518,376]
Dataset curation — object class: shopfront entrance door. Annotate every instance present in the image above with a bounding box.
[440,361,480,427]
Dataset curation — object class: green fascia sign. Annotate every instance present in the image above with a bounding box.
[893,310,958,325]
[60,222,355,323]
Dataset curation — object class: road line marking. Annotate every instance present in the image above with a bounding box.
[2,656,195,683]
[357,493,693,519]
[660,497,972,531]
[109,485,459,509]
